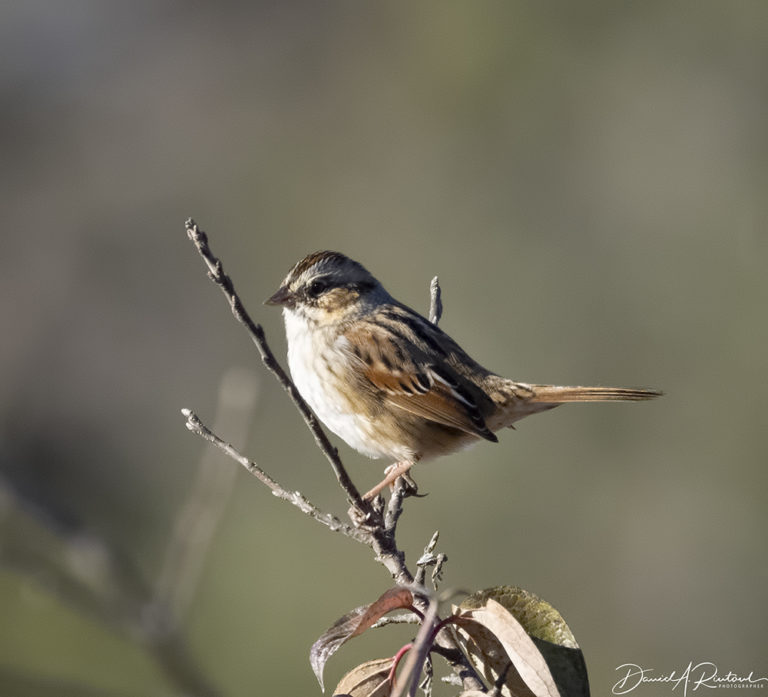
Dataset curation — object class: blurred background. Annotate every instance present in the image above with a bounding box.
[1,1,766,695]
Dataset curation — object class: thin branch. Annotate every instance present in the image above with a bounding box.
[184,218,366,512]
[415,531,446,590]
[420,653,434,697]
[429,276,442,325]
[431,554,447,590]
[415,531,440,586]
[181,409,370,544]
[372,612,422,629]
[181,404,418,582]
[391,596,440,697]
[384,476,409,534]
[155,368,258,621]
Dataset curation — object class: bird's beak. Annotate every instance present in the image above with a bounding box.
[264,285,295,308]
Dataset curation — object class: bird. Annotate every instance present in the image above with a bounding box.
[266,251,660,500]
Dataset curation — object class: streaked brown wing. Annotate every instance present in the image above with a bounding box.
[342,323,497,442]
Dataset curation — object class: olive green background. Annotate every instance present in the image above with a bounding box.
[1,2,766,696]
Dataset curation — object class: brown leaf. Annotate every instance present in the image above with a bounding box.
[333,658,394,697]
[460,587,578,649]
[351,587,415,639]
[460,587,589,697]
[452,615,537,697]
[310,587,415,690]
[453,599,561,697]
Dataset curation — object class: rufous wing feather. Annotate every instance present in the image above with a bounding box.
[343,325,498,442]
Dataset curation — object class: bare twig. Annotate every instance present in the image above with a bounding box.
[181,400,416,582]
[391,596,440,697]
[179,407,414,584]
[415,531,447,590]
[415,531,440,586]
[181,409,370,544]
[420,654,434,697]
[429,276,442,325]
[372,612,422,629]
[431,554,447,590]
[384,476,409,534]
[184,219,366,512]
[155,368,258,621]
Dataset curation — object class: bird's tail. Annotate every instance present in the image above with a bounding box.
[527,385,663,403]
[487,380,662,430]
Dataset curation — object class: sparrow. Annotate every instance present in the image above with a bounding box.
[266,251,660,499]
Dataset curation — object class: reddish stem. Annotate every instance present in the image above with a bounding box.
[388,642,414,684]
[407,604,426,622]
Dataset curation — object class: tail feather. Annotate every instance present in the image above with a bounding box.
[486,381,662,431]
[528,385,663,403]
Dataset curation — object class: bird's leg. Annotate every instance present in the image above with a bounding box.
[363,461,415,500]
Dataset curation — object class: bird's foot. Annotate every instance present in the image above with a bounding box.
[362,461,417,501]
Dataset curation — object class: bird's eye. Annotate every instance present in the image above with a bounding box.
[307,279,328,299]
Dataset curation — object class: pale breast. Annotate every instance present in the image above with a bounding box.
[284,310,407,460]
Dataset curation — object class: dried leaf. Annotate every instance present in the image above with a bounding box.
[460,587,589,697]
[351,588,415,639]
[333,658,394,697]
[460,587,578,649]
[311,587,415,690]
[452,614,538,697]
[453,599,561,697]
[312,605,369,691]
